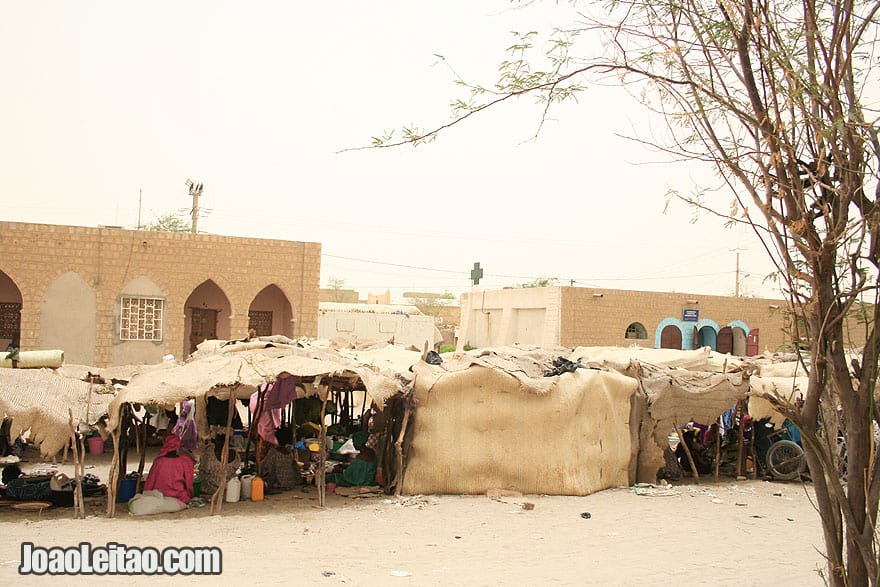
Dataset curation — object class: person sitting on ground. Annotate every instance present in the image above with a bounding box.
[330,434,378,488]
[676,427,713,475]
[259,427,301,492]
[199,435,241,498]
[129,433,194,515]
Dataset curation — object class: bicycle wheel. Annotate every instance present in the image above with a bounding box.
[766,440,806,481]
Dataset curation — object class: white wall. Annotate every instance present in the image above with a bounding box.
[459,287,562,349]
[317,311,439,349]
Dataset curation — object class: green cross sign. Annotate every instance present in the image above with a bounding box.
[470,262,483,285]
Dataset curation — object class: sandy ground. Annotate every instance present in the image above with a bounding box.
[0,446,828,586]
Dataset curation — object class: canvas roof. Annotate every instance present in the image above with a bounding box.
[0,368,115,457]
[107,341,407,432]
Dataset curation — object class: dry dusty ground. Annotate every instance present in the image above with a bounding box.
[0,448,827,586]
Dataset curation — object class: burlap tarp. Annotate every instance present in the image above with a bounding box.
[608,360,750,481]
[0,368,115,457]
[402,348,639,496]
[748,375,808,426]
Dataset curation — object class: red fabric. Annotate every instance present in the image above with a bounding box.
[158,433,181,457]
[144,434,194,505]
[250,386,281,445]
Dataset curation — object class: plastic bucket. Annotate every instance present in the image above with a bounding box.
[240,475,254,500]
[87,436,104,455]
[117,479,137,503]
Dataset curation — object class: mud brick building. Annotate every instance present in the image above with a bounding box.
[459,286,793,355]
[0,221,320,367]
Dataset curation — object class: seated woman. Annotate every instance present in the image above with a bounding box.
[199,435,240,498]
[675,428,713,476]
[259,427,301,492]
[328,441,378,488]
[129,433,194,515]
[337,446,378,487]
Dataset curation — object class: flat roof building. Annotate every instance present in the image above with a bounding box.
[0,222,320,366]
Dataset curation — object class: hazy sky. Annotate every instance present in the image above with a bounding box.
[0,1,781,302]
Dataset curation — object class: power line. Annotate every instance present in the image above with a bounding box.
[323,254,468,275]
[322,253,738,284]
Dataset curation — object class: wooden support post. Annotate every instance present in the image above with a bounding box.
[68,409,84,519]
[82,381,93,480]
[106,425,121,517]
[394,400,413,497]
[749,430,759,480]
[136,413,150,494]
[735,401,746,478]
[211,387,238,515]
[714,416,721,482]
[674,420,700,484]
[317,387,329,508]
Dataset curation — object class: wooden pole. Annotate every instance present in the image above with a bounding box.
[136,413,150,494]
[735,401,746,478]
[749,428,759,480]
[80,380,94,480]
[68,409,84,519]
[394,399,413,497]
[211,387,238,515]
[673,420,700,484]
[317,386,329,508]
[714,416,722,482]
[106,425,121,517]
[105,398,127,518]
[78,433,86,480]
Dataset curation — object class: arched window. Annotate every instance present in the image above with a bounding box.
[625,322,648,340]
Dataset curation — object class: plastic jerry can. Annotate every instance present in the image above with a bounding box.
[250,476,264,501]
[225,476,241,502]
[240,474,254,500]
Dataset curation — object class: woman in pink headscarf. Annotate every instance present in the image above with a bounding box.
[129,433,195,515]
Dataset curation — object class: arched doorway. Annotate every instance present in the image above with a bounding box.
[732,327,748,356]
[660,325,682,349]
[184,280,232,356]
[248,284,294,338]
[717,327,733,354]
[0,270,23,350]
[697,325,718,350]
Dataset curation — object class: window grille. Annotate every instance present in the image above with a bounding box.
[120,297,164,341]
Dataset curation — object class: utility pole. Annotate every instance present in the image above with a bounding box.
[731,248,744,297]
[186,180,204,234]
[137,188,142,229]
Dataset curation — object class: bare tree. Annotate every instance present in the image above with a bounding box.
[403,291,456,317]
[520,276,559,288]
[142,212,191,232]
[368,2,880,583]
[327,276,347,302]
